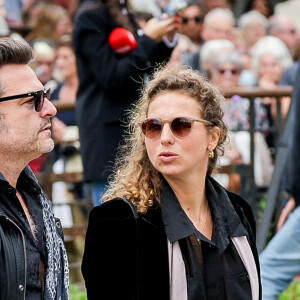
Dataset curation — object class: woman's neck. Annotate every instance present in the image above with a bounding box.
[165,174,213,239]
[166,174,206,210]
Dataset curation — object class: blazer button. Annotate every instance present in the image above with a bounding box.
[19,284,24,292]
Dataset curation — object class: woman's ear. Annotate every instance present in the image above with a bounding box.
[208,127,221,151]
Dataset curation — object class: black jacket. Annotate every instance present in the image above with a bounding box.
[0,168,64,300]
[82,177,261,299]
[0,210,27,300]
[73,4,174,181]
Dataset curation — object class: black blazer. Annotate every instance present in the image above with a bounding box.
[73,5,174,182]
[81,178,261,299]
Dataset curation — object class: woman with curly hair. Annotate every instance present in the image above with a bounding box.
[82,65,261,300]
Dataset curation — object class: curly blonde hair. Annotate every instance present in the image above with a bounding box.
[103,65,228,213]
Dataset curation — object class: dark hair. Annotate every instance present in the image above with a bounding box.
[0,37,33,67]
[241,0,274,17]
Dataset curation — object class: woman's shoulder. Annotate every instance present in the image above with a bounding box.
[226,190,253,213]
[208,176,252,213]
[89,197,137,220]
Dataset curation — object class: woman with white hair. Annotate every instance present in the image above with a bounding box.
[210,51,274,190]
[249,35,293,155]
[250,35,293,119]
[238,10,268,48]
[199,39,235,78]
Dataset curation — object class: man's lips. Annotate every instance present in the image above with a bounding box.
[40,124,51,132]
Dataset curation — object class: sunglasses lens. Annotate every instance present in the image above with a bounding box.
[142,119,162,138]
[171,117,192,137]
[33,90,43,112]
[182,17,188,24]
[218,69,239,75]
[182,16,202,24]
[35,88,51,112]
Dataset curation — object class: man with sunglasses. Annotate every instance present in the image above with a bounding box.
[0,37,69,300]
[179,3,204,48]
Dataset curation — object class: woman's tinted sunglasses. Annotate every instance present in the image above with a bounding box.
[140,117,213,139]
[0,87,51,112]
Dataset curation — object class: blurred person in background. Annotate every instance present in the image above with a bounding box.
[280,40,300,87]
[202,0,231,13]
[73,0,178,206]
[201,8,235,42]
[231,27,254,82]
[250,35,293,154]
[50,35,89,221]
[196,38,235,76]
[167,2,204,67]
[50,35,78,160]
[211,51,274,190]
[26,3,72,44]
[21,1,44,28]
[51,36,78,132]
[185,8,235,71]
[259,62,300,300]
[178,2,204,48]
[237,10,268,49]
[28,39,58,174]
[30,39,58,91]
[269,14,299,56]
[238,0,275,18]
[3,0,32,26]
[250,35,293,120]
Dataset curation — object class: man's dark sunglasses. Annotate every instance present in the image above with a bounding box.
[182,16,203,24]
[0,87,51,112]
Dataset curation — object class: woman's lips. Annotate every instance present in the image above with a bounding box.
[159,151,178,162]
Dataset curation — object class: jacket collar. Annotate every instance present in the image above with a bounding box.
[161,176,248,253]
[0,165,39,185]
[0,165,40,215]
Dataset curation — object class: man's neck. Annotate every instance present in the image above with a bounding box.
[0,158,26,188]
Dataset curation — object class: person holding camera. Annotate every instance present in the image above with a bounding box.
[73,0,179,206]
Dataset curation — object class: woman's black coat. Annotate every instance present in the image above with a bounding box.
[81,180,261,299]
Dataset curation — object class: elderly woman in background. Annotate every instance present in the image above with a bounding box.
[250,35,293,120]
[81,65,261,300]
[237,10,268,49]
[197,38,236,78]
[211,51,274,190]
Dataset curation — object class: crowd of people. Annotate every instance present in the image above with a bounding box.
[0,0,300,299]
